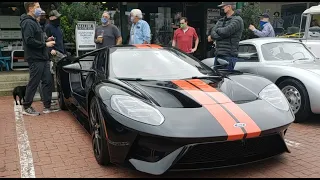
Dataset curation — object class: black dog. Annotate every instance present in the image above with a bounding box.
[13,86,26,105]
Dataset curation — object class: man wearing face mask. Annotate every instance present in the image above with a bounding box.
[95,11,122,48]
[45,10,65,57]
[129,9,151,45]
[20,2,59,116]
[207,2,244,71]
[172,17,199,55]
[249,13,275,38]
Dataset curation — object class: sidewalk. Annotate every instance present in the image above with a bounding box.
[1,96,320,178]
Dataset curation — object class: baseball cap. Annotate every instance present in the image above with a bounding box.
[48,10,61,18]
[218,2,237,7]
[260,13,270,18]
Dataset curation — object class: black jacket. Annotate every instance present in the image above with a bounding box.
[211,13,244,57]
[20,14,49,62]
[45,23,66,54]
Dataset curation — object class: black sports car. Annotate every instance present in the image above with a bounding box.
[56,44,294,175]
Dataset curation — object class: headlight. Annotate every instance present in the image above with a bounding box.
[259,84,289,111]
[110,95,165,126]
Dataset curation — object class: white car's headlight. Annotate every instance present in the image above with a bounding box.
[110,95,165,126]
[259,84,289,111]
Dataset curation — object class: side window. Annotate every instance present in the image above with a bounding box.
[238,44,259,62]
[79,55,95,70]
[93,51,107,72]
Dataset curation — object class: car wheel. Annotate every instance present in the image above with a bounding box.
[278,78,311,123]
[57,84,67,110]
[89,96,110,165]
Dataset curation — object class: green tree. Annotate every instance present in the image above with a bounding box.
[240,2,262,40]
[58,2,103,44]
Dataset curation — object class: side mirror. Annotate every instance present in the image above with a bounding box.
[216,58,229,66]
[201,58,230,69]
[201,58,215,68]
[63,62,95,74]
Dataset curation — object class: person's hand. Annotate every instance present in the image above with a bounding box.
[47,36,54,41]
[249,24,256,31]
[46,41,55,47]
[51,49,57,56]
[208,35,213,42]
[191,48,197,53]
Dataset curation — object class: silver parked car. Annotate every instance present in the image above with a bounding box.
[202,38,320,123]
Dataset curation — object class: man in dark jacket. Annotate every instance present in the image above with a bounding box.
[45,10,66,93]
[208,2,244,71]
[20,2,59,116]
[45,10,66,56]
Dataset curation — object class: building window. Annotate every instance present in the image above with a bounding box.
[281,3,308,31]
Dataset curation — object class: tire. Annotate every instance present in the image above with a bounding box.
[89,96,110,165]
[278,78,311,123]
[57,84,67,110]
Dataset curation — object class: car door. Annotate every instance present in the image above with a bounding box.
[234,44,261,74]
[85,50,108,100]
[69,54,96,114]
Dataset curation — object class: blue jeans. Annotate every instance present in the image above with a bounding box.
[214,56,238,71]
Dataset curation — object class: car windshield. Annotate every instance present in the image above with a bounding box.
[261,42,314,61]
[108,47,217,80]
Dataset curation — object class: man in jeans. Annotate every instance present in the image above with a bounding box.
[20,2,60,116]
[208,2,244,71]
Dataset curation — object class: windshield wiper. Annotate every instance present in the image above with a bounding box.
[116,77,152,81]
[182,76,223,80]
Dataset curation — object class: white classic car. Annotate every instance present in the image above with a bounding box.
[202,38,320,123]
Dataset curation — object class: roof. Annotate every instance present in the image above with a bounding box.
[113,44,164,49]
[240,37,301,46]
[75,44,168,61]
[303,4,320,14]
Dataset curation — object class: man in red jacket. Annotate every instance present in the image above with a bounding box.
[172,17,199,56]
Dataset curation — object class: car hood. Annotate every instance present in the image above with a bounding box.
[103,77,293,139]
[123,77,259,108]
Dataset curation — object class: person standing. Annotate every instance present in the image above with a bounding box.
[36,10,48,104]
[249,13,275,38]
[272,12,284,29]
[20,2,59,116]
[207,2,244,71]
[45,10,67,94]
[129,9,151,45]
[95,11,122,49]
[172,17,199,56]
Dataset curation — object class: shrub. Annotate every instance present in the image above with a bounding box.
[58,2,103,44]
[240,2,262,40]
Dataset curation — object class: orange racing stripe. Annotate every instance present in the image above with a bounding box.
[187,79,261,138]
[171,80,244,141]
[149,44,162,49]
[133,44,151,48]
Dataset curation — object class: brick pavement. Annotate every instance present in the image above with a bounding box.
[1,96,320,178]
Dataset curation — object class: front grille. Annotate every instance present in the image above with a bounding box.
[172,134,286,170]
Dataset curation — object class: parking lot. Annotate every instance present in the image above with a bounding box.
[1,96,320,178]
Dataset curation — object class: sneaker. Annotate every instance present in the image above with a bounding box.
[23,107,40,116]
[43,106,60,114]
[40,100,57,106]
